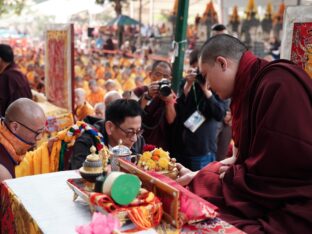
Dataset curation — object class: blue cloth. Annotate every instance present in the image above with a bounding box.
[189,152,216,171]
[178,152,216,171]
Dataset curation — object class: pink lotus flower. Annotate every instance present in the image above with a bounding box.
[76,212,121,234]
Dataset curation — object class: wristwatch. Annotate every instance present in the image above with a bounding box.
[143,92,152,100]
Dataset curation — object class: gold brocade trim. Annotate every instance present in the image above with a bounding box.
[4,184,43,234]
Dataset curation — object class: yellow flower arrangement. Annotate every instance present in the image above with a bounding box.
[140,151,152,161]
[138,148,170,171]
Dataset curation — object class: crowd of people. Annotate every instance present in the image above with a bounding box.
[0,29,311,233]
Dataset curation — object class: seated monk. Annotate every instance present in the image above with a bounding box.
[87,79,105,106]
[74,88,94,121]
[121,68,136,92]
[0,98,53,181]
[176,35,312,233]
[104,90,122,107]
[94,102,105,119]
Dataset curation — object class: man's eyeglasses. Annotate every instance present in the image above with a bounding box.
[13,120,45,138]
[114,124,144,138]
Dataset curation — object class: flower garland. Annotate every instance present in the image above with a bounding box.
[143,144,156,152]
[67,122,105,152]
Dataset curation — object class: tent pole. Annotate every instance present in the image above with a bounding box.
[171,0,189,92]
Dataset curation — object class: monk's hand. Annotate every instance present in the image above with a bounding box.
[224,111,232,126]
[219,165,230,179]
[176,163,198,186]
[47,137,59,155]
[219,155,237,179]
[200,77,213,98]
[160,92,176,105]
[147,81,159,98]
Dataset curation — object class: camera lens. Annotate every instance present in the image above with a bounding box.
[159,85,171,97]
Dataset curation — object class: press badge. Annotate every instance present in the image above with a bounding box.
[184,110,206,133]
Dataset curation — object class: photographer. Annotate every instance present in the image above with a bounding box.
[174,49,227,170]
[133,61,176,150]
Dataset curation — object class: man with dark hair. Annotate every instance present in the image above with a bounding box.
[211,23,227,36]
[0,44,32,116]
[133,60,176,151]
[173,49,226,170]
[70,99,145,169]
[177,34,312,233]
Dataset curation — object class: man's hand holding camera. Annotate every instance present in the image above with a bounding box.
[184,68,212,99]
[145,78,176,124]
[200,76,213,99]
[145,79,173,100]
[146,81,159,99]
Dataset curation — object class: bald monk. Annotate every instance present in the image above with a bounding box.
[94,102,105,119]
[177,35,312,233]
[104,90,122,107]
[0,98,46,181]
[74,88,94,121]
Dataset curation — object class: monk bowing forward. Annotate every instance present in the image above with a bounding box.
[177,34,312,234]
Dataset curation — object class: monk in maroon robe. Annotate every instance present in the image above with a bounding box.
[177,34,312,233]
[0,44,32,116]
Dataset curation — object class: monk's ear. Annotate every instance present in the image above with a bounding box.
[105,121,114,135]
[9,121,19,134]
[216,56,228,71]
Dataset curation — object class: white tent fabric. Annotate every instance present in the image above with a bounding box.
[30,0,107,23]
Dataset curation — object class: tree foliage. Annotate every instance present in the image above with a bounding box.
[96,0,127,16]
[0,0,26,16]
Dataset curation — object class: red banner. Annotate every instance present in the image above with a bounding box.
[290,22,312,78]
[45,25,74,111]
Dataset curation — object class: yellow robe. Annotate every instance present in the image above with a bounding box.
[15,122,85,177]
[75,102,94,121]
[87,89,105,106]
[15,142,58,177]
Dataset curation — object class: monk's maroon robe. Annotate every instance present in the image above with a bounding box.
[0,63,32,116]
[190,52,312,233]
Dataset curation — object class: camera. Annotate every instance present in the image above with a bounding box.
[195,70,205,85]
[158,78,172,97]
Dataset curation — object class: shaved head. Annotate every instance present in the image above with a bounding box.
[198,34,248,100]
[199,34,247,65]
[104,91,122,106]
[75,88,86,106]
[5,98,45,124]
[5,98,46,146]
[75,88,86,98]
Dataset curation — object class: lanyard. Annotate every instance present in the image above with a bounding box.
[192,84,199,110]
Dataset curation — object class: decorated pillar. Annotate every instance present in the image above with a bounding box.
[229,6,240,34]
[202,0,218,39]
[273,2,286,41]
[241,0,260,48]
[261,2,273,40]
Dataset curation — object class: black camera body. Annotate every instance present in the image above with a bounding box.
[158,78,172,97]
[195,71,205,85]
